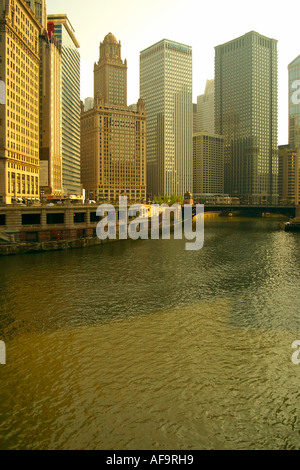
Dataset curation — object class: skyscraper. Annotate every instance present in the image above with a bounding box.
[81,33,146,203]
[215,31,278,204]
[193,133,224,196]
[278,145,300,205]
[140,39,193,198]
[26,0,47,29]
[278,55,300,206]
[94,33,127,107]
[47,14,81,198]
[0,0,40,204]
[196,79,215,134]
[39,23,62,198]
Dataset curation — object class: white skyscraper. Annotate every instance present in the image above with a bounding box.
[140,39,193,197]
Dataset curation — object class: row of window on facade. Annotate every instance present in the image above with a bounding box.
[7,171,39,195]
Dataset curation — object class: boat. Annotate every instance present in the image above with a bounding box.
[284,221,300,232]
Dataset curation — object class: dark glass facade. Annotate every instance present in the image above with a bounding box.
[215,31,278,204]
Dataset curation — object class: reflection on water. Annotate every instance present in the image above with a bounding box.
[0,218,300,449]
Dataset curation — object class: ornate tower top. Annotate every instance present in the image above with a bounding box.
[94,33,127,106]
[98,32,122,64]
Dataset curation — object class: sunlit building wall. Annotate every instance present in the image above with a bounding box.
[0,0,40,204]
[26,0,47,29]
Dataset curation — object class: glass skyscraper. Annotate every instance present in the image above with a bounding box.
[140,39,193,198]
[47,14,81,197]
[215,31,278,204]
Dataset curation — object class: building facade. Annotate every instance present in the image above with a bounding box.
[26,0,47,29]
[278,145,300,205]
[47,14,81,198]
[196,79,215,134]
[39,25,62,198]
[193,132,224,196]
[215,31,278,204]
[0,0,40,204]
[140,39,193,198]
[81,33,146,204]
[276,55,300,207]
[94,32,127,107]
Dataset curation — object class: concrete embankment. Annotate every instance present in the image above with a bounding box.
[0,211,221,256]
[0,236,116,256]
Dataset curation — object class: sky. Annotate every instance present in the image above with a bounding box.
[47,0,300,146]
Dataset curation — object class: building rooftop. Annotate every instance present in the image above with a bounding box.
[215,30,278,49]
[47,14,80,48]
[288,55,300,68]
[140,38,191,54]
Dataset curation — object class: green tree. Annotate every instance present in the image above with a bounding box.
[163,195,170,205]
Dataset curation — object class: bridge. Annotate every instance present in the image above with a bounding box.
[201,204,297,218]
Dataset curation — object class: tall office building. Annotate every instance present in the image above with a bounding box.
[81,33,146,203]
[47,14,81,197]
[288,55,300,149]
[278,145,300,205]
[140,39,193,198]
[0,0,40,204]
[196,79,215,134]
[39,24,62,198]
[26,0,47,29]
[215,31,278,204]
[278,55,300,206]
[193,133,224,196]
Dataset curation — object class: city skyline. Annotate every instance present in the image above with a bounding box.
[47,0,300,146]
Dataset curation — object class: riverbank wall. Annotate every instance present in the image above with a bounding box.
[0,210,219,256]
[0,236,114,256]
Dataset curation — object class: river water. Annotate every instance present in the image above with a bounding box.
[0,217,300,450]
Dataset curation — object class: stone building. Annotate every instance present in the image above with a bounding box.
[81,33,146,203]
[0,0,40,204]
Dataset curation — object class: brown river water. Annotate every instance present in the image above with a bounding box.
[0,217,300,450]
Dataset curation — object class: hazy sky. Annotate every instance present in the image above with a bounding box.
[47,0,300,145]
